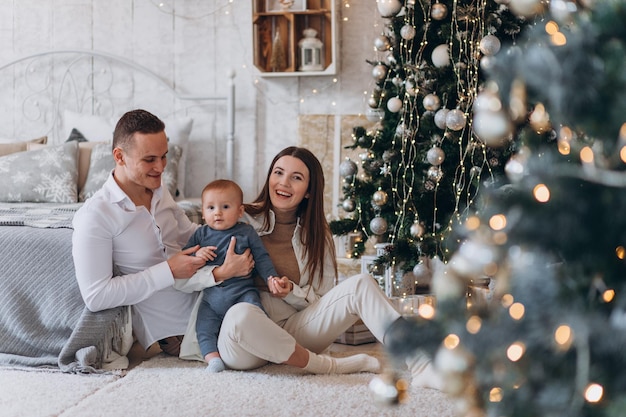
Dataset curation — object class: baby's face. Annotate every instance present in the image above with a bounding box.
[201,188,244,230]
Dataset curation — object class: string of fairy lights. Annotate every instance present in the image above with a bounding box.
[350,0,502,262]
[392,1,430,249]
[146,0,502,263]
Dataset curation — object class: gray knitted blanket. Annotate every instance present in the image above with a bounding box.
[0,204,128,373]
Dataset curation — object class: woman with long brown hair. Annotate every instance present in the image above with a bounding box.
[179,146,440,387]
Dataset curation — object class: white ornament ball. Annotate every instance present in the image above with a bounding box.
[431,44,450,68]
[410,221,425,238]
[377,0,403,17]
[550,0,576,23]
[339,159,358,177]
[405,80,417,96]
[509,0,543,17]
[480,55,496,71]
[395,123,406,137]
[505,156,526,183]
[392,76,403,87]
[473,111,512,147]
[370,216,388,235]
[386,97,403,113]
[427,146,445,166]
[400,24,416,40]
[473,90,502,113]
[423,93,441,111]
[366,108,385,122]
[342,198,356,212]
[479,35,502,56]
[434,345,473,375]
[432,265,466,301]
[430,3,448,20]
[434,108,449,129]
[369,375,400,406]
[507,45,523,59]
[385,54,397,67]
[446,109,467,131]
[374,35,392,52]
[453,239,496,276]
[372,64,388,81]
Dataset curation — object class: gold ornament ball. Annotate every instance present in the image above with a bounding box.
[374,35,392,52]
[427,165,443,182]
[372,64,388,81]
[431,3,448,20]
[373,190,389,206]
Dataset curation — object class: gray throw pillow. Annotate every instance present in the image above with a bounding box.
[0,141,79,203]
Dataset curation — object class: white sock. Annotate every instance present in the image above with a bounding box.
[406,352,443,390]
[304,351,381,374]
[206,357,226,373]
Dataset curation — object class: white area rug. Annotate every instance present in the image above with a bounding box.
[1,346,456,417]
[0,368,119,417]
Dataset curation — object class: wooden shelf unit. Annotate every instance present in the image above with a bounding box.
[253,0,337,76]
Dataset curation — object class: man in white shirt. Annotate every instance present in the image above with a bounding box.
[72,109,253,355]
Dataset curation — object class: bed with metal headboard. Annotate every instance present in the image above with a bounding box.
[0,50,235,372]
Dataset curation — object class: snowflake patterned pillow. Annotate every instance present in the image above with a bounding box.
[79,142,182,202]
[0,141,79,203]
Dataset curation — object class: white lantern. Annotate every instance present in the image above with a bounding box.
[299,28,324,72]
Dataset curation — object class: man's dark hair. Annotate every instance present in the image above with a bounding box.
[112,109,165,151]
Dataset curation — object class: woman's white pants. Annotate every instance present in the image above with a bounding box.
[217,274,401,370]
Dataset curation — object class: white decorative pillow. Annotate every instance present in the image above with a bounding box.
[62,111,192,198]
[0,141,78,203]
[62,110,115,143]
[79,143,182,202]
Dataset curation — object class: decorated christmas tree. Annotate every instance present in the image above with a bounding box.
[330,0,528,280]
[380,0,626,416]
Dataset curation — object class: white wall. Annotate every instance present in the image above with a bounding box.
[0,0,383,201]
